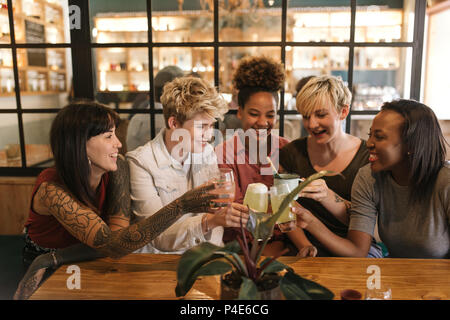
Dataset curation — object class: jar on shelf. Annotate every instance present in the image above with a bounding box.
[38,74,46,91]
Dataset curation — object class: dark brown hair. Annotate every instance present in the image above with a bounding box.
[50,101,120,210]
[381,99,448,205]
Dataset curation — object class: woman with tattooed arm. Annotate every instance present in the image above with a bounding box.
[14,102,223,299]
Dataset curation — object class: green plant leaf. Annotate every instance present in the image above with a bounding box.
[279,272,312,300]
[176,260,232,297]
[252,171,336,264]
[259,258,290,274]
[238,277,258,300]
[176,240,241,297]
[196,260,232,277]
[280,271,334,300]
[245,172,337,263]
[268,171,335,228]
[246,211,273,243]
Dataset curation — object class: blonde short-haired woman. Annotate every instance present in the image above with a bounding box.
[280,75,382,257]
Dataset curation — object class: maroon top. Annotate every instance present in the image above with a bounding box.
[25,168,109,249]
[215,132,290,203]
[215,132,290,243]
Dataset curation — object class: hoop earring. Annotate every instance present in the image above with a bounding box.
[88,157,92,166]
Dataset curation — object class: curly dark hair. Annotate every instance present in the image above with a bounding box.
[233,56,285,91]
[232,56,286,108]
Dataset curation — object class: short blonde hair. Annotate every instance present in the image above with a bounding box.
[161,77,228,127]
[296,75,351,116]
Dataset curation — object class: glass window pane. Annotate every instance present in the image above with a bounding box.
[153,47,214,85]
[352,47,411,111]
[91,0,148,44]
[277,114,305,142]
[286,46,349,110]
[219,47,281,94]
[423,8,450,120]
[355,1,415,42]
[0,49,17,109]
[219,0,282,42]
[13,0,70,43]
[152,1,213,43]
[93,47,149,110]
[0,2,11,43]
[287,1,351,42]
[350,115,375,140]
[22,113,55,167]
[18,48,71,109]
[0,114,20,167]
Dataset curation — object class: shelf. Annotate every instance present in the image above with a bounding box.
[0,90,67,97]
[0,0,68,97]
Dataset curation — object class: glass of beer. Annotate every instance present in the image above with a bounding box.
[210,168,235,207]
[270,184,296,232]
[243,183,268,214]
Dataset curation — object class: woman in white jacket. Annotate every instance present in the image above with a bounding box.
[127,76,249,254]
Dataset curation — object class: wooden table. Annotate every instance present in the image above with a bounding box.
[30,254,450,300]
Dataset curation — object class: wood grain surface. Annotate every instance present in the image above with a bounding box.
[30,254,450,300]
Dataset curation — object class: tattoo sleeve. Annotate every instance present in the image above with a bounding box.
[38,180,216,259]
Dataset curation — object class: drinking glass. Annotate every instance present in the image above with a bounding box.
[243,183,268,213]
[365,285,392,300]
[270,184,296,232]
[210,168,235,207]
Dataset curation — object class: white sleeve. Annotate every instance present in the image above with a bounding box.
[127,155,164,218]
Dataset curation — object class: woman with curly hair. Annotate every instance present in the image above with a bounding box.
[215,56,316,257]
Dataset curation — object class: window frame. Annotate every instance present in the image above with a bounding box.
[0,0,427,176]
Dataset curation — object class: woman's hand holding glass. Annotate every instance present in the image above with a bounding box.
[209,202,249,228]
[210,168,235,208]
[178,182,232,214]
[291,204,316,229]
[297,178,330,203]
[208,168,249,228]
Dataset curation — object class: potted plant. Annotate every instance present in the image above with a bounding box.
[175,171,335,300]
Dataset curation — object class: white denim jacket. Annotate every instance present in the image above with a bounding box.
[126,128,223,254]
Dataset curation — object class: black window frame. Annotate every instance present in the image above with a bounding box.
[0,0,427,176]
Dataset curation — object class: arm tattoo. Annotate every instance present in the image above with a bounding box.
[335,194,351,214]
[40,181,216,259]
[334,194,344,203]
